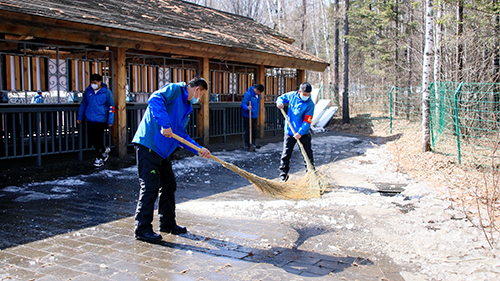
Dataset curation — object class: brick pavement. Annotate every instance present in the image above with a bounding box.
[0,132,406,280]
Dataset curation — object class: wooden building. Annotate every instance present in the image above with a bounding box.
[0,0,328,164]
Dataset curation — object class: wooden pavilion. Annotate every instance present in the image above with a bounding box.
[0,0,329,164]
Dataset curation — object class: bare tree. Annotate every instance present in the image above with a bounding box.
[333,0,340,98]
[457,0,464,81]
[495,0,500,82]
[422,0,433,152]
[342,0,350,124]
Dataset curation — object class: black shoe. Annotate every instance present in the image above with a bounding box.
[160,225,187,235]
[135,231,162,243]
[280,175,289,182]
[254,144,261,149]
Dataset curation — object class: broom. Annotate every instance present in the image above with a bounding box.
[279,107,327,194]
[170,133,320,199]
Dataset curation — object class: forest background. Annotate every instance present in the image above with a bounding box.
[184,0,500,247]
[185,0,500,90]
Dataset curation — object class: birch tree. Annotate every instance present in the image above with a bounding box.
[422,0,433,152]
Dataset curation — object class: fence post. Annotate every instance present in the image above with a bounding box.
[78,122,83,162]
[36,112,42,166]
[389,86,395,134]
[453,82,464,164]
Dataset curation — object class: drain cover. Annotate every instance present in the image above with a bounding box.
[373,182,406,194]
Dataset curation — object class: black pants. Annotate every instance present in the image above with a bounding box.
[134,144,177,234]
[243,116,258,147]
[87,122,107,159]
[279,134,314,177]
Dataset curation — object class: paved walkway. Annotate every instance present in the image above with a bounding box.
[0,132,407,280]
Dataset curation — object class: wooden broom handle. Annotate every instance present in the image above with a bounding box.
[170,133,226,165]
[279,107,315,169]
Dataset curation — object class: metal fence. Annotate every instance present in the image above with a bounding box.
[0,104,111,166]
[345,82,500,169]
[1,102,285,165]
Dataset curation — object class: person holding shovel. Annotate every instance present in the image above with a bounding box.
[132,77,211,243]
[276,82,315,182]
[241,84,264,151]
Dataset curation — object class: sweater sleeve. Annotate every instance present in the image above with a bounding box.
[106,89,115,125]
[297,103,315,136]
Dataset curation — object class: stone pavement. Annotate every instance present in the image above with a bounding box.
[0,132,407,280]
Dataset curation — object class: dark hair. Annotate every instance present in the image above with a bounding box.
[255,84,264,92]
[299,82,312,93]
[90,73,103,82]
[188,77,208,90]
[37,90,42,94]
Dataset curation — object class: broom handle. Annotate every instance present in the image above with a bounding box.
[170,133,227,166]
[279,107,315,170]
[248,102,252,145]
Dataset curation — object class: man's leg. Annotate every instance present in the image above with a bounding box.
[279,134,296,181]
[243,116,250,148]
[134,145,162,242]
[87,122,106,159]
[158,157,177,227]
[251,118,258,146]
[300,134,314,169]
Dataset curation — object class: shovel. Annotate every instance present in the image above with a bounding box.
[247,102,256,152]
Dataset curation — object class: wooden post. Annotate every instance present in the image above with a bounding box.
[111,47,127,157]
[297,69,306,85]
[200,57,210,145]
[258,65,265,138]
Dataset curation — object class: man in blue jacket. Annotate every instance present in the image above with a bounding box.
[132,77,211,243]
[241,84,264,151]
[276,82,315,182]
[77,74,115,167]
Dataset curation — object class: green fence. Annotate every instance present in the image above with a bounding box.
[345,82,500,169]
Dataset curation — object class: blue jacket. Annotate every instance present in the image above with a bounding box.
[241,86,261,119]
[32,95,44,104]
[77,83,115,125]
[276,91,315,136]
[132,82,201,159]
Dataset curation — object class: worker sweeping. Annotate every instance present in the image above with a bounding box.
[241,84,264,151]
[276,82,315,182]
[132,77,210,243]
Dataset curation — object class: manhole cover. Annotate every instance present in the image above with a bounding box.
[373,182,406,195]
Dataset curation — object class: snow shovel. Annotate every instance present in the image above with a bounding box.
[248,102,256,152]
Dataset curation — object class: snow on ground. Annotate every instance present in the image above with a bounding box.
[2,135,499,280]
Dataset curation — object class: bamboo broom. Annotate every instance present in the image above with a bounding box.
[279,107,327,195]
[170,133,320,199]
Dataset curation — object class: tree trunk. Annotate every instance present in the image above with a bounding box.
[457,0,464,81]
[422,0,433,152]
[342,0,350,124]
[300,0,307,51]
[319,0,331,86]
[407,1,413,89]
[333,0,340,98]
[433,2,443,127]
[494,0,500,82]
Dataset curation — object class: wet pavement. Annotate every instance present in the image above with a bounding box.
[0,132,409,280]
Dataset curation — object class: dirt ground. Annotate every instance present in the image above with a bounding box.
[327,114,500,247]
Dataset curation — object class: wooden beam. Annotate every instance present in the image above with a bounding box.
[257,65,266,138]
[200,57,210,146]
[110,47,127,158]
[0,12,329,72]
